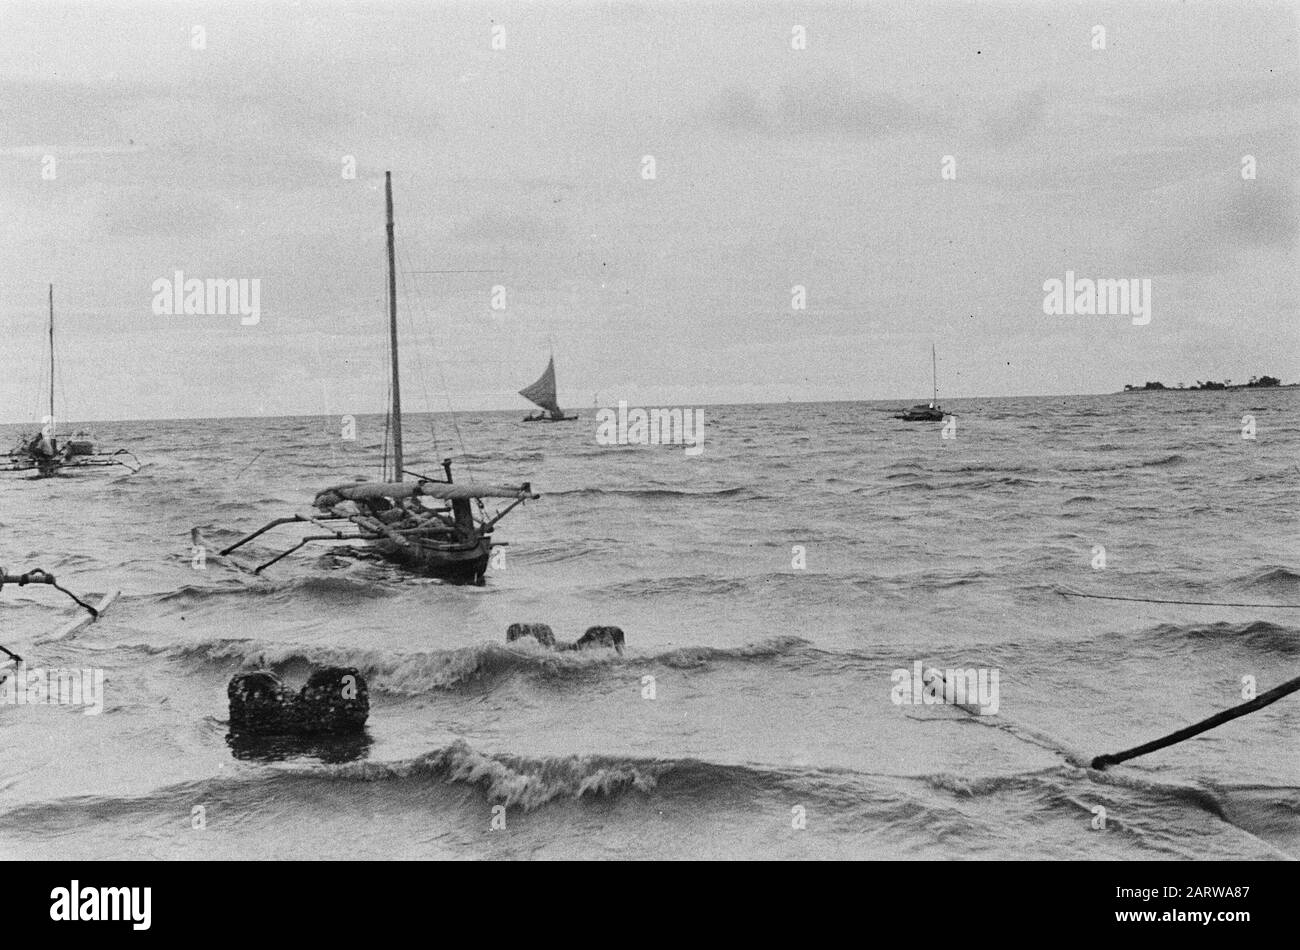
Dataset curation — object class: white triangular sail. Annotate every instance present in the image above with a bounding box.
[519,356,562,415]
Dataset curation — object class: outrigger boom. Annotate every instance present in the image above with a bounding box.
[219,469,539,580]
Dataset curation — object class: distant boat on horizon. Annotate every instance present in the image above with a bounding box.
[520,355,578,422]
[895,344,949,422]
[2,285,140,477]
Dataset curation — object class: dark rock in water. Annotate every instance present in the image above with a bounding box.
[295,666,369,732]
[504,623,625,654]
[574,626,625,654]
[228,666,368,736]
[506,622,556,648]
[227,670,291,733]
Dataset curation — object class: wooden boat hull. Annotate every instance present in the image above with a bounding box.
[372,536,492,584]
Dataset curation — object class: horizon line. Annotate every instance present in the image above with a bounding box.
[2,386,1296,427]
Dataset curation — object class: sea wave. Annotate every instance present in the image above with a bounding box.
[6,741,1291,838]
[149,573,400,608]
[0,743,825,823]
[355,740,669,810]
[546,486,751,500]
[1235,566,1300,596]
[121,634,819,694]
[1151,620,1300,656]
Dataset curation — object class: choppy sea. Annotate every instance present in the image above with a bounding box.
[1,390,1297,859]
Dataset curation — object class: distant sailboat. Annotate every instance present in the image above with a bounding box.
[520,355,577,422]
[2,285,140,477]
[895,344,948,422]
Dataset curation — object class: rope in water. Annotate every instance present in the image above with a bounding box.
[1057,587,1300,609]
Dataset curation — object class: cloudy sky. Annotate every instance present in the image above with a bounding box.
[0,0,1296,421]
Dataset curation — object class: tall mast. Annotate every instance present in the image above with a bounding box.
[385,171,403,482]
[931,343,937,406]
[48,284,55,433]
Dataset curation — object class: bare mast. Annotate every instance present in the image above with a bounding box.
[48,284,55,437]
[385,171,403,482]
[931,343,937,407]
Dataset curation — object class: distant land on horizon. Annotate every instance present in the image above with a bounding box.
[1118,376,1295,393]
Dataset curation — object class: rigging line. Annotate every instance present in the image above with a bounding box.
[396,243,445,462]
[309,335,341,470]
[395,248,441,461]
[31,311,50,428]
[380,376,391,481]
[398,242,475,480]
[1057,587,1300,609]
[29,363,41,432]
[232,449,267,481]
[52,299,81,435]
[56,329,69,431]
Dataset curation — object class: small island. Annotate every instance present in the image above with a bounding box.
[1121,375,1290,392]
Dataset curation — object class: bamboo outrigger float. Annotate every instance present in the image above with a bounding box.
[2,286,140,477]
[219,172,538,585]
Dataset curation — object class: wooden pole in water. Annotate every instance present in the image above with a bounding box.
[385,171,403,482]
[1091,673,1300,770]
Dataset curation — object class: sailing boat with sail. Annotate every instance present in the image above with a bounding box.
[2,285,140,477]
[895,344,949,422]
[220,172,538,585]
[520,355,577,422]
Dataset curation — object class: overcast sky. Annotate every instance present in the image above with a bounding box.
[1,1,1296,421]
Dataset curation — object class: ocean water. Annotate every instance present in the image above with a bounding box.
[0,391,1296,860]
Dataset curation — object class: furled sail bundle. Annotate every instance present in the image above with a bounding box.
[314,481,537,508]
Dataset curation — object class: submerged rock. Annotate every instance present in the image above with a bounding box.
[228,665,368,736]
[505,623,625,654]
[573,626,625,654]
[506,622,557,648]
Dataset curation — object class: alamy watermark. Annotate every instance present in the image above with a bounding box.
[890,660,1000,715]
[0,662,104,715]
[1042,270,1151,325]
[595,401,704,456]
[151,271,261,325]
[50,881,151,930]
